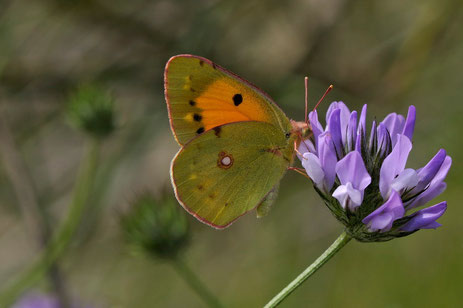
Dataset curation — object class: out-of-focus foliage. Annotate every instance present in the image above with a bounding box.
[0,0,462,307]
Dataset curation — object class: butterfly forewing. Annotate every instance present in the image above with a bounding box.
[165,55,290,145]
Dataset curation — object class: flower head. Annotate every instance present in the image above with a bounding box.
[121,191,190,259]
[299,102,450,242]
[67,84,115,139]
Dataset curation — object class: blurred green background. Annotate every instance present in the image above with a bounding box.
[0,0,462,307]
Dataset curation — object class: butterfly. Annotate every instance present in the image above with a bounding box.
[164,54,314,229]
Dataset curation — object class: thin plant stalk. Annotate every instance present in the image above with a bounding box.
[0,139,101,307]
[264,231,351,308]
[0,105,71,307]
[171,257,223,308]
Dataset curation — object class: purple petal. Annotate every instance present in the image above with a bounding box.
[318,132,338,191]
[430,155,452,185]
[363,190,405,232]
[381,112,398,132]
[309,110,324,149]
[335,151,371,190]
[402,105,416,141]
[376,123,389,155]
[408,182,447,209]
[297,139,316,159]
[368,121,377,150]
[302,152,325,188]
[326,102,350,125]
[326,108,343,157]
[391,168,419,194]
[367,212,395,231]
[401,201,447,232]
[407,155,451,209]
[413,149,446,192]
[379,134,412,198]
[346,111,357,152]
[420,221,442,229]
[330,102,351,144]
[332,182,363,211]
[325,102,337,122]
[357,104,367,136]
[355,129,362,153]
[381,112,405,146]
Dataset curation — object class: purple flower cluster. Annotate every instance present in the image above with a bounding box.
[299,102,451,241]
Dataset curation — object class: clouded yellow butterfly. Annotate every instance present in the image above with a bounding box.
[165,55,310,229]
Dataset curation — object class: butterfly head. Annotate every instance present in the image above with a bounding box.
[290,120,312,139]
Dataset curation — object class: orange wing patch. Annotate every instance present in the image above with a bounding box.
[194,78,272,132]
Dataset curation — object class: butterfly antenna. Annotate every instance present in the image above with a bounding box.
[304,76,309,123]
[313,84,334,112]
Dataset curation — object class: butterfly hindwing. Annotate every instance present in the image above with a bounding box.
[165,54,290,145]
[171,121,292,228]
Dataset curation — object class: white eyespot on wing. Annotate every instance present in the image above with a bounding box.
[222,156,231,166]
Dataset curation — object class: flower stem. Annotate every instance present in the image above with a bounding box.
[264,231,351,308]
[172,257,223,308]
[0,139,100,307]
[0,108,71,306]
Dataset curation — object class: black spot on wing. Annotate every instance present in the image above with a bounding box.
[193,113,202,122]
[199,60,204,66]
[233,94,243,106]
[196,127,205,134]
[189,100,196,106]
[213,126,222,137]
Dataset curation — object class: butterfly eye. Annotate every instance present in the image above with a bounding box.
[285,132,291,139]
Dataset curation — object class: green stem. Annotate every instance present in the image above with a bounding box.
[264,231,352,308]
[172,257,223,308]
[0,139,100,307]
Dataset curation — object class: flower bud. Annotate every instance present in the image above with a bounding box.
[67,84,115,139]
